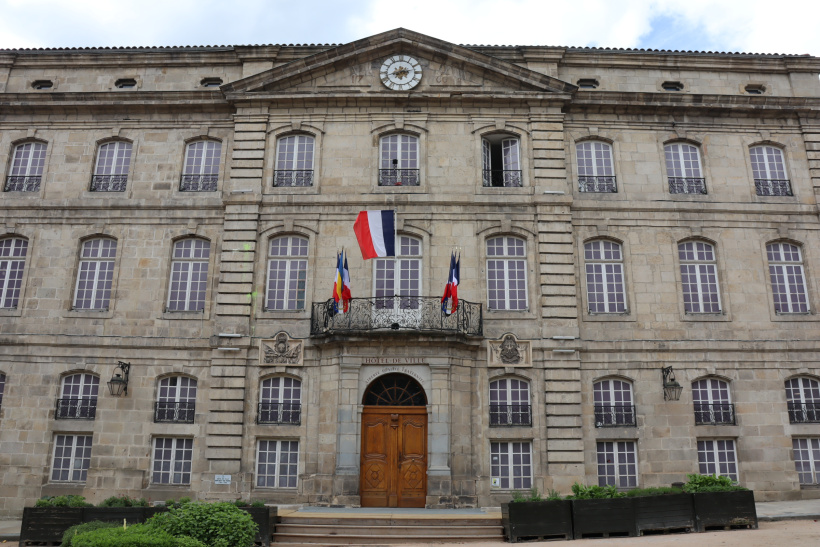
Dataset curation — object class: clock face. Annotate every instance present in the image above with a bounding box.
[380,55,422,91]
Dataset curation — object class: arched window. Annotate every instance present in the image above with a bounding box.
[266,236,308,311]
[692,378,735,425]
[786,377,820,424]
[155,376,197,423]
[73,238,117,310]
[593,379,636,427]
[274,134,314,187]
[180,140,221,191]
[0,237,28,309]
[167,238,210,312]
[486,236,527,311]
[489,377,531,426]
[379,134,419,186]
[665,142,705,194]
[576,141,616,192]
[482,134,522,187]
[678,241,722,313]
[5,141,47,192]
[258,376,302,424]
[0,373,6,413]
[56,373,99,419]
[91,141,132,192]
[584,240,626,313]
[374,235,421,312]
[750,145,791,196]
[767,242,809,314]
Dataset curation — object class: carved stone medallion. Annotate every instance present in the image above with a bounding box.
[260,332,303,366]
[488,333,532,368]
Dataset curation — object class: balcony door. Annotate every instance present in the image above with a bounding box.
[360,373,427,508]
[373,236,421,329]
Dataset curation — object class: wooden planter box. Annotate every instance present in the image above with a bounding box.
[240,506,275,547]
[83,506,162,525]
[571,498,637,538]
[633,493,695,535]
[20,507,84,545]
[501,500,573,542]
[693,490,758,532]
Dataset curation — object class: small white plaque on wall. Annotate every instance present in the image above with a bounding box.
[214,475,231,485]
[491,478,500,487]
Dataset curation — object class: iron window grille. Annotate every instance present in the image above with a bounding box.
[257,402,301,424]
[154,401,196,423]
[489,404,532,426]
[594,404,637,427]
[274,170,314,187]
[579,175,617,193]
[180,174,218,192]
[668,177,707,194]
[754,179,792,196]
[694,403,736,425]
[5,176,41,192]
[378,168,420,186]
[788,402,820,424]
[482,170,522,187]
[90,174,128,192]
[55,398,97,420]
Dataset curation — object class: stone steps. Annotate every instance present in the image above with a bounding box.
[273,515,504,545]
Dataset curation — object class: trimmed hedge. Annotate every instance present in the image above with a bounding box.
[62,521,120,547]
[149,502,258,547]
[71,523,206,547]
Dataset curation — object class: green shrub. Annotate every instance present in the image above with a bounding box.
[683,473,748,493]
[149,501,257,547]
[510,490,527,503]
[250,500,266,508]
[545,489,562,501]
[34,495,93,507]
[61,521,120,547]
[624,486,685,497]
[567,483,624,499]
[233,499,248,507]
[99,495,149,507]
[71,523,206,547]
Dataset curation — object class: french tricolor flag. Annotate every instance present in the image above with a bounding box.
[354,210,396,260]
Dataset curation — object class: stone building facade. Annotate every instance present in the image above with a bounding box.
[0,28,819,516]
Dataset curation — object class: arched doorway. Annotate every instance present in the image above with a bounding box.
[360,373,428,508]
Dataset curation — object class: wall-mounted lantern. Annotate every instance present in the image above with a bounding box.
[662,366,683,401]
[107,361,131,397]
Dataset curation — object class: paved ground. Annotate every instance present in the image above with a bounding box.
[2,499,819,544]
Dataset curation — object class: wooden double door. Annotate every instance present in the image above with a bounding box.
[360,406,427,508]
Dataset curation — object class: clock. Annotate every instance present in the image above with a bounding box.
[379,55,422,91]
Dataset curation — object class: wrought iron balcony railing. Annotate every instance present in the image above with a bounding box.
[257,402,301,425]
[311,296,482,336]
[788,402,820,424]
[274,170,314,187]
[489,404,532,426]
[694,402,736,425]
[755,179,792,197]
[482,170,523,187]
[594,404,637,427]
[180,174,218,192]
[668,177,707,194]
[579,175,617,193]
[91,174,128,192]
[154,401,195,423]
[5,175,41,192]
[378,169,419,186]
[56,398,97,420]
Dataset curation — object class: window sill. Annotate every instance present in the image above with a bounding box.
[2,190,42,198]
[259,309,309,319]
[771,311,818,322]
[682,312,731,322]
[584,312,636,323]
[263,184,319,196]
[0,308,22,317]
[162,310,209,321]
[63,309,114,319]
[799,483,820,490]
[478,186,533,195]
[372,184,426,194]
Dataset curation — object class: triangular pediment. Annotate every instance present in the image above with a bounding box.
[222,28,575,97]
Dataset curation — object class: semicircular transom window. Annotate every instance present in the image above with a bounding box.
[363,373,427,406]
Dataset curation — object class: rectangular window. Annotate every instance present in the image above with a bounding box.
[152,437,193,485]
[51,434,92,482]
[490,441,532,489]
[697,439,738,481]
[793,438,820,485]
[597,441,637,487]
[256,439,299,488]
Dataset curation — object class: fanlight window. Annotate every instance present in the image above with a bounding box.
[363,373,427,406]
[274,135,315,187]
[489,378,532,426]
[692,378,735,425]
[5,141,47,192]
[57,373,99,420]
[258,377,302,424]
[482,135,522,187]
[593,379,636,427]
[155,376,197,423]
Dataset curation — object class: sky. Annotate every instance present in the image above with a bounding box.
[0,0,817,55]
